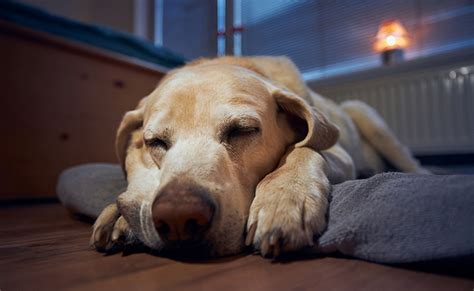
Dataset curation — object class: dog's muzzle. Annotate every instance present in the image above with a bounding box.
[152,179,216,248]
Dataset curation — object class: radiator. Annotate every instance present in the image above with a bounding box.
[313,63,474,155]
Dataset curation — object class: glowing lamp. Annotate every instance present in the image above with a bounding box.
[374,20,409,65]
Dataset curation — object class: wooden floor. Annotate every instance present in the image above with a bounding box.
[0,203,472,291]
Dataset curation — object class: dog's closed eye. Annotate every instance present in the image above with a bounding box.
[220,117,261,144]
[145,137,169,151]
[225,125,260,141]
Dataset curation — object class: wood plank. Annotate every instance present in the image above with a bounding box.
[0,21,166,198]
[0,204,472,291]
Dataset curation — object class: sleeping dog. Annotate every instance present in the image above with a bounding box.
[91,56,427,258]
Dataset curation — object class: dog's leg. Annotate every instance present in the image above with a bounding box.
[91,203,136,252]
[341,100,428,174]
[357,137,386,178]
[246,145,354,258]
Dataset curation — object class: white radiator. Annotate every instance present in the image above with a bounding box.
[313,63,474,155]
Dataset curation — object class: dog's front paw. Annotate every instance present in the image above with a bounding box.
[245,184,328,258]
[91,204,136,252]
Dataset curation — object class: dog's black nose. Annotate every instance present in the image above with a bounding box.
[152,180,215,244]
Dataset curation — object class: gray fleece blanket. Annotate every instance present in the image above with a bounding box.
[57,163,474,264]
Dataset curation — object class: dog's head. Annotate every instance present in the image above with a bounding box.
[115,61,338,257]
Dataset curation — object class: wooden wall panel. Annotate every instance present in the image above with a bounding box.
[0,22,167,199]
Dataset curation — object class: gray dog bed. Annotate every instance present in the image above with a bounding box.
[57,163,474,264]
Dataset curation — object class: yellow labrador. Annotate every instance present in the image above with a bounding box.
[91,56,427,258]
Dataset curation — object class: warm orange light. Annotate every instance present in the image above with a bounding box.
[374,20,409,52]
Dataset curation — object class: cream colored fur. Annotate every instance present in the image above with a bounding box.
[91,56,427,258]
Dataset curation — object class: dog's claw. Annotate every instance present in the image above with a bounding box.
[268,230,283,258]
[260,235,270,257]
[245,222,257,246]
[92,226,103,246]
[90,204,119,250]
[254,230,284,259]
[91,204,135,253]
[111,229,121,242]
[272,240,281,258]
[111,216,129,242]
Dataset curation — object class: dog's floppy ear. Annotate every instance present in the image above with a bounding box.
[116,96,148,171]
[273,88,339,151]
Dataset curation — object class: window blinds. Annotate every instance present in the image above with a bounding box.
[240,0,474,80]
[162,0,217,59]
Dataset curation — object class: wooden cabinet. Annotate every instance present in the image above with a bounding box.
[0,21,167,199]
